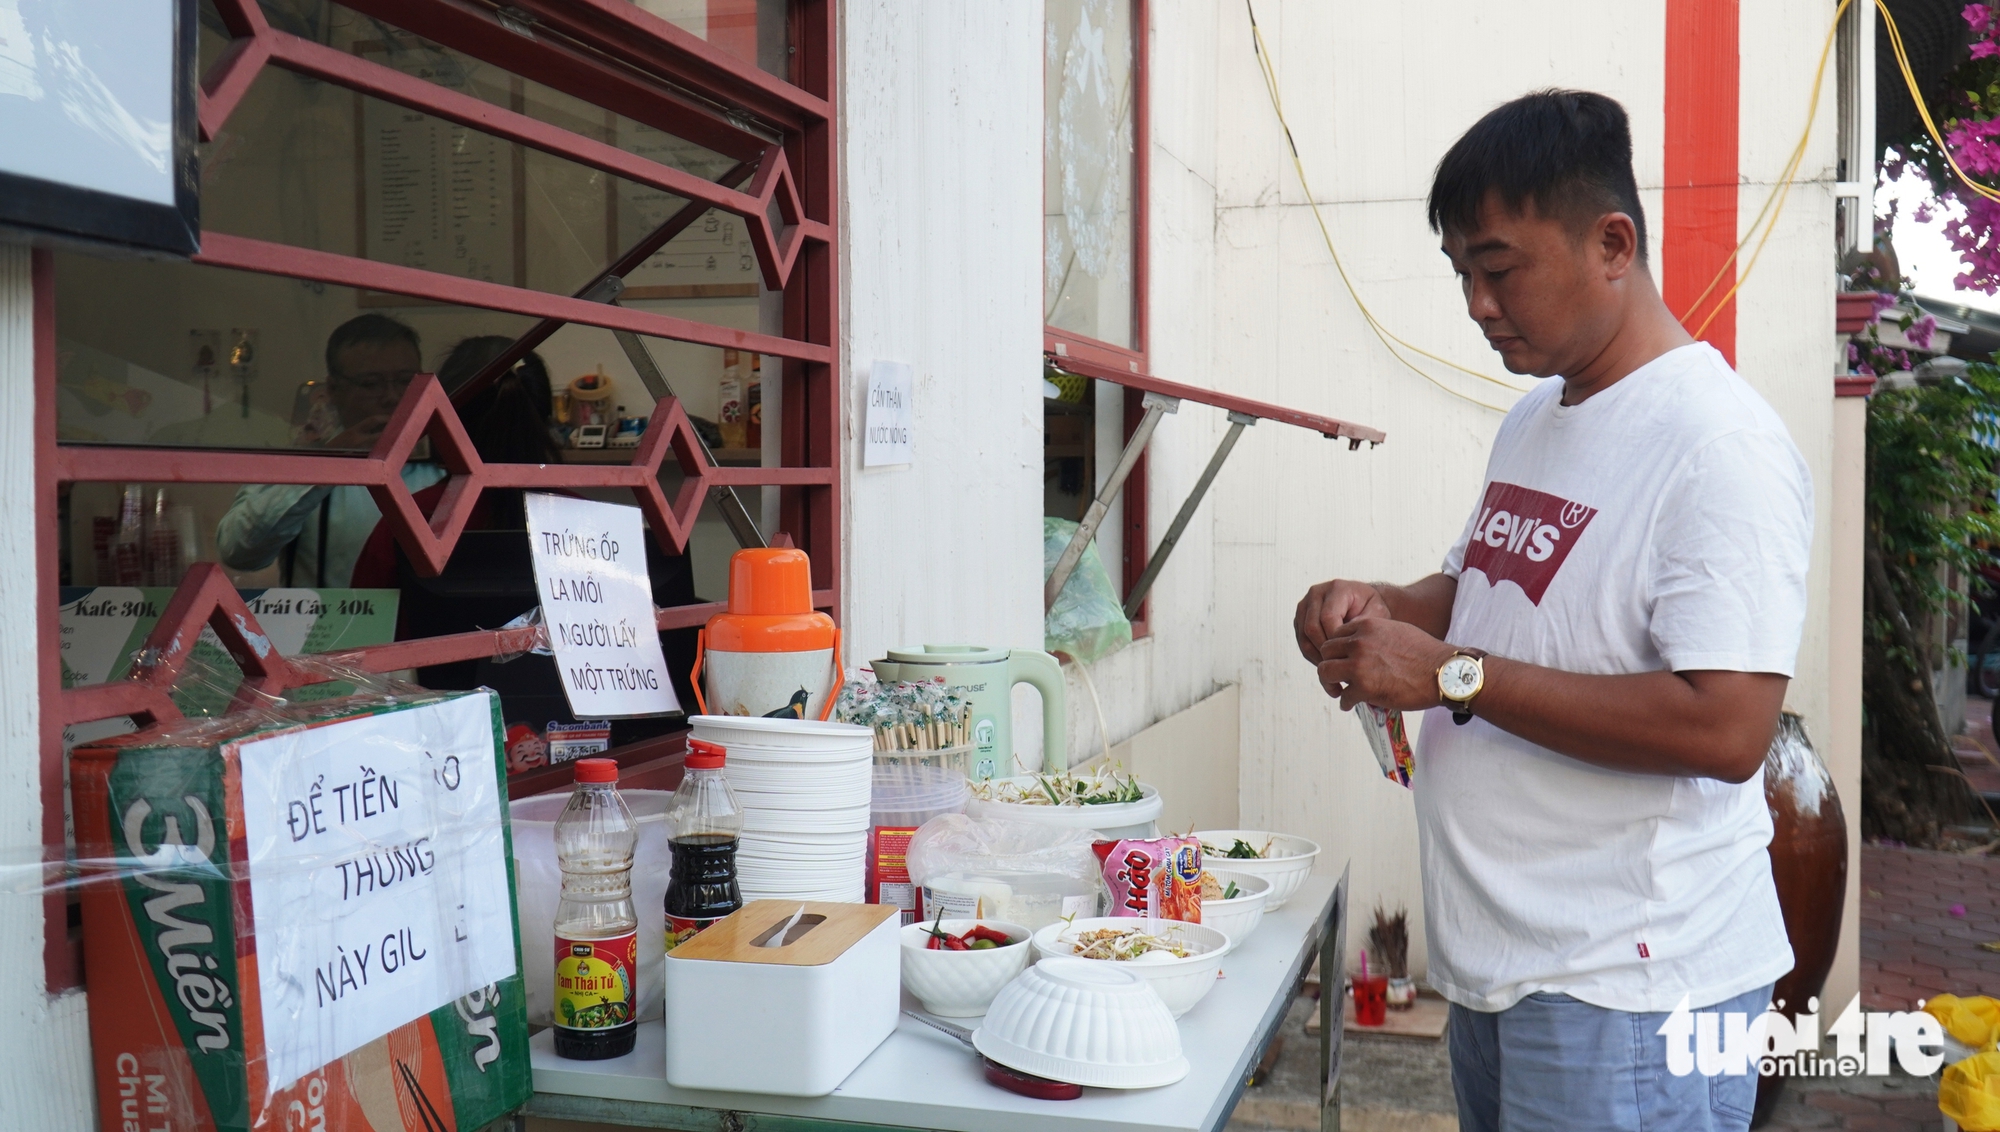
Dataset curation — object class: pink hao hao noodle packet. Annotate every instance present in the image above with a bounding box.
[1093,837,1203,923]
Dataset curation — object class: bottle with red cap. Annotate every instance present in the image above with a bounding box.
[552,758,638,1060]
[664,739,743,951]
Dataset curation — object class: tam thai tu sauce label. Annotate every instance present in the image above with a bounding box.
[553,932,637,1031]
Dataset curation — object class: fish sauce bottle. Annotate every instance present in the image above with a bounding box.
[552,758,639,1060]
[664,739,743,951]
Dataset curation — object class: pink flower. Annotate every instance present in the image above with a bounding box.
[1974,39,2000,59]
[1914,199,1936,223]
[1967,3,1995,31]
[1951,903,1968,917]
[1947,118,2000,177]
[1907,313,1938,350]
[1872,291,1900,316]
[1847,342,1860,364]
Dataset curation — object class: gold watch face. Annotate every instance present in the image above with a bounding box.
[1439,655,1483,703]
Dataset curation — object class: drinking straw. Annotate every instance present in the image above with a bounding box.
[1360,950,1369,982]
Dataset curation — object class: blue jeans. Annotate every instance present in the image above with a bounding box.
[1447,983,1773,1132]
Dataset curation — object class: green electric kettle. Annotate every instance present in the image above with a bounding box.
[870,645,1067,779]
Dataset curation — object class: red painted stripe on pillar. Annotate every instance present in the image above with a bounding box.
[1663,0,1740,364]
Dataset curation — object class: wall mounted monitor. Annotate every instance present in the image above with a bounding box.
[0,0,197,256]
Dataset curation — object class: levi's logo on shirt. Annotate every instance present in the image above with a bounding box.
[1461,481,1598,605]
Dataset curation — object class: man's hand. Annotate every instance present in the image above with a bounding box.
[1294,580,1391,665]
[1315,617,1457,712]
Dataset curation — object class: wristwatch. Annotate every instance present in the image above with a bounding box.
[1437,648,1488,726]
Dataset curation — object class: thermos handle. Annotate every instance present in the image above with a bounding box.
[690,629,708,715]
[1008,649,1068,772]
[818,629,844,721]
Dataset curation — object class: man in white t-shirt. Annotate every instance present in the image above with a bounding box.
[1295,90,1810,1132]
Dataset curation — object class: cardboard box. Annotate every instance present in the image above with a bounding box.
[74,690,530,1132]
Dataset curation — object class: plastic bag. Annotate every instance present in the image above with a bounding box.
[1941,1050,2000,1131]
[908,813,1104,886]
[907,814,1105,928]
[1927,994,2000,1052]
[1043,516,1132,664]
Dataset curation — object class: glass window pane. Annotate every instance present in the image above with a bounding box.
[200,48,762,300]
[1045,0,1135,350]
[54,252,535,452]
[629,0,792,78]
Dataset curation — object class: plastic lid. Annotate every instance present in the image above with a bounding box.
[727,548,814,615]
[686,738,726,769]
[573,758,618,783]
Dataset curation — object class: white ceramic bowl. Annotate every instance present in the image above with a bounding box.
[1193,830,1321,910]
[1030,917,1231,1018]
[964,778,1164,839]
[899,919,1033,1017]
[973,957,1188,1089]
[1199,869,1271,946]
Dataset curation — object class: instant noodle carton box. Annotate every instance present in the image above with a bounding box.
[73,689,531,1132]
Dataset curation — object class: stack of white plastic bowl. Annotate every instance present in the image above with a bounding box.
[690,715,875,903]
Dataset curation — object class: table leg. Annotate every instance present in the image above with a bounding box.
[1320,865,1350,1132]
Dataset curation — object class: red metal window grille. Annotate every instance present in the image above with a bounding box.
[41,0,840,992]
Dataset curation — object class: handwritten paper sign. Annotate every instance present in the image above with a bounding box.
[864,361,914,467]
[236,693,517,1093]
[524,494,682,718]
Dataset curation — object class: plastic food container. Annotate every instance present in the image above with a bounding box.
[870,766,969,922]
[898,918,1033,1016]
[972,957,1188,1089]
[1198,869,1272,946]
[1031,916,1232,1018]
[511,787,675,1026]
[1192,829,1321,910]
[964,777,1164,839]
[922,872,1099,931]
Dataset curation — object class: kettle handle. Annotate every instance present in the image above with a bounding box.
[1008,649,1068,772]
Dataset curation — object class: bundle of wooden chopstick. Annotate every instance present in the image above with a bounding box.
[833,675,973,751]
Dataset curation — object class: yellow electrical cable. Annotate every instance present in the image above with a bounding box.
[1243,0,1853,402]
[1879,0,2000,204]
[1679,0,1849,335]
[1244,1,1523,412]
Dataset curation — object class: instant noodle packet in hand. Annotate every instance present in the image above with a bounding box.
[1093,836,1202,923]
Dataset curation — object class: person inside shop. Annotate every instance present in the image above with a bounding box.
[1294,90,1810,1132]
[349,334,561,587]
[214,314,445,586]
[350,336,699,770]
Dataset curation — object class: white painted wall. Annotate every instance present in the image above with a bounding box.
[839,3,1049,699]
[0,244,96,1127]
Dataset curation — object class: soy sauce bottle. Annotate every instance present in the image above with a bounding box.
[552,759,638,1060]
[664,739,743,951]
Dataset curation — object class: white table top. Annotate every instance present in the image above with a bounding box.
[527,875,1337,1132]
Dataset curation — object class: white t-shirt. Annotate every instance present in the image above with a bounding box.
[1416,342,1810,1014]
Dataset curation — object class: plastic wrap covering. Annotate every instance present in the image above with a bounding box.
[68,663,530,1132]
[906,814,1105,928]
[1043,517,1132,664]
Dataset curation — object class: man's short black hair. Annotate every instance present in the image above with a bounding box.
[1427,89,1647,261]
[324,314,421,378]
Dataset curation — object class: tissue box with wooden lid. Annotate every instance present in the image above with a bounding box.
[663,901,900,1095]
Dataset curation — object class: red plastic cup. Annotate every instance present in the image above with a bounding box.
[1353,975,1389,1026]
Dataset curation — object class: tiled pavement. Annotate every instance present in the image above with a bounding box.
[1860,843,2000,1011]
